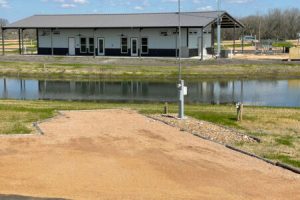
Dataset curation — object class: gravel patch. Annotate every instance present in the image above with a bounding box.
[150,114,256,145]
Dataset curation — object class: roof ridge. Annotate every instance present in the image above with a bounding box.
[33,11,222,17]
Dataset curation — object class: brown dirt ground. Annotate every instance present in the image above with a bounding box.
[0,109,299,200]
[233,53,289,60]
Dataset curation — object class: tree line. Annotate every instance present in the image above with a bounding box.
[224,8,300,41]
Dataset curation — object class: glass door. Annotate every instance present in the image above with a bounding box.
[131,38,138,56]
[98,38,105,56]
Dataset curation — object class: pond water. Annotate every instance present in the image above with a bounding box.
[0,77,300,107]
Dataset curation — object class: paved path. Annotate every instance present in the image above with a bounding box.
[0,109,299,200]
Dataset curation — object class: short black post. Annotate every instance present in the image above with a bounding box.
[164,102,169,115]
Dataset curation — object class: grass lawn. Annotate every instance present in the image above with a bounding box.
[1,60,300,80]
[0,99,300,168]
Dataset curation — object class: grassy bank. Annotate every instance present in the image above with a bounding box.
[0,100,299,168]
[1,56,300,80]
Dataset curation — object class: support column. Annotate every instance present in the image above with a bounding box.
[241,28,244,54]
[175,28,178,58]
[201,28,204,61]
[18,29,21,55]
[21,29,24,55]
[139,28,141,58]
[211,25,215,54]
[217,17,222,57]
[50,28,54,56]
[186,27,189,47]
[93,28,96,58]
[36,29,39,55]
[233,24,236,55]
[1,27,5,56]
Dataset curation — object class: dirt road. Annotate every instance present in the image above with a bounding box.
[0,109,299,200]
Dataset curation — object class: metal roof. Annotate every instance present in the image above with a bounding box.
[4,11,244,29]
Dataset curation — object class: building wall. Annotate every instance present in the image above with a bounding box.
[38,27,211,57]
[188,27,212,57]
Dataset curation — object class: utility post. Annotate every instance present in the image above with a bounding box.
[217,0,221,58]
[177,0,185,119]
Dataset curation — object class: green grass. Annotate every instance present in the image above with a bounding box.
[272,41,294,48]
[275,135,294,147]
[0,59,300,80]
[223,43,253,48]
[264,154,300,168]
[186,110,239,127]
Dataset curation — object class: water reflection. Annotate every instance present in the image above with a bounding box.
[1,78,300,107]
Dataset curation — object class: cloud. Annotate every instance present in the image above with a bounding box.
[73,0,88,4]
[61,3,76,8]
[162,0,179,3]
[0,0,9,8]
[197,5,213,11]
[42,0,89,8]
[226,0,254,3]
[133,6,144,10]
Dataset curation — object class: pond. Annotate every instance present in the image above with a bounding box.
[0,77,300,107]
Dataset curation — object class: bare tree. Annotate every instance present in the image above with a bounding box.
[223,8,300,41]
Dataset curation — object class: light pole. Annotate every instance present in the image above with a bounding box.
[217,0,221,58]
[177,0,185,119]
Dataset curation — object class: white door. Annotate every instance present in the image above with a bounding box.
[98,38,105,56]
[131,38,138,57]
[68,37,75,56]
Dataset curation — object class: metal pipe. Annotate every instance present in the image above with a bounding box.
[178,0,182,81]
[178,0,184,119]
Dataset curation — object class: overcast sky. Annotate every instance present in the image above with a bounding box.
[1,0,299,22]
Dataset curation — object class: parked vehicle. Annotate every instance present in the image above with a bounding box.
[242,35,257,42]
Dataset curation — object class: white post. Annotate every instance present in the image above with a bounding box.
[178,0,184,119]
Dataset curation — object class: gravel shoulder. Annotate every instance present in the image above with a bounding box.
[150,114,257,144]
[0,109,299,200]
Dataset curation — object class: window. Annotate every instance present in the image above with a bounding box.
[80,38,87,53]
[89,38,94,53]
[53,30,60,35]
[141,38,148,54]
[160,31,168,36]
[121,37,128,53]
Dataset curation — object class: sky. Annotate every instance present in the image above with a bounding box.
[0,0,299,22]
